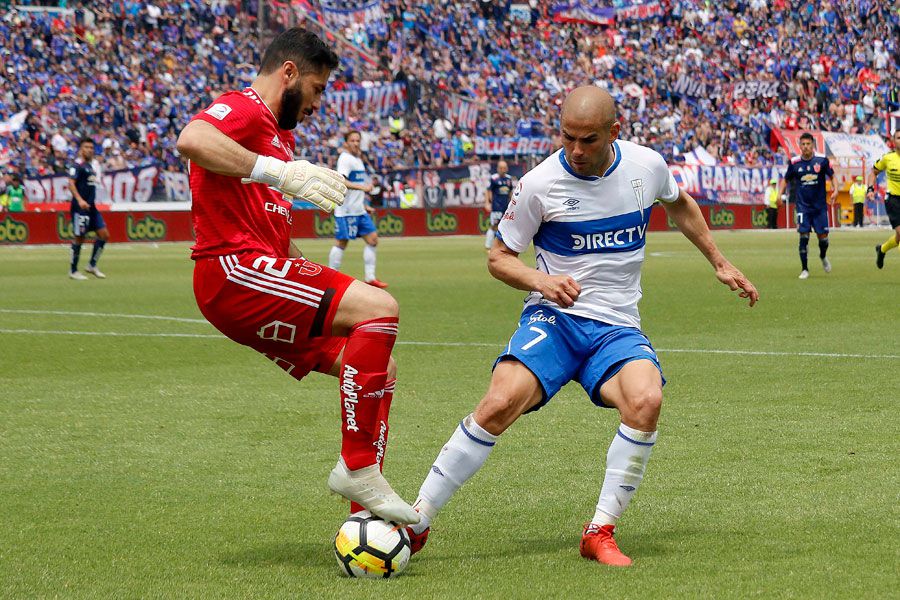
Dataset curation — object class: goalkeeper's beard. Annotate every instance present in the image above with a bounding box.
[278,83,309,130]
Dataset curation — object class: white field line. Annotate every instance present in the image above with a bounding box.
[0,309,208,324]
[0,309,897,359]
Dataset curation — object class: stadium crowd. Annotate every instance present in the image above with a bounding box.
[0,0,897,187]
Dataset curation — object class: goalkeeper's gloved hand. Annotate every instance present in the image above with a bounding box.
[244,156,347,212]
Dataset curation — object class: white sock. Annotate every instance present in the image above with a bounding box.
[484,228,495,249]
[411,414,498,534]
[592,423,657,526]
[363,244,376,281]
[328,246,344,271]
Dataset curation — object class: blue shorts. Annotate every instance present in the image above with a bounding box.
[71,209,106,237]
[494,305,664,412]
[334,214,376,240]
[796,208,828,235]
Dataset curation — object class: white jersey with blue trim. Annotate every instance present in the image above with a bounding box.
[335,151,368,217]
[497,140,680,328]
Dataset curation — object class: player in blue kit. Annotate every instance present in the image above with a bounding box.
[483,160,513,250]
[406,86,759,566]
[68,138,110,280]
[778,132,838,280]
[329,130,388,288]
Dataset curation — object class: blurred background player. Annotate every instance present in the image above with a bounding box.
[328,130,387,288]
[849,176,867,227]
[407,87,758,567]
[68,138,110,280]
[483,160,513,250]
[765,177,780,229]
[778,132,838,280]
[176,28,418,525]
[872,129,900,269]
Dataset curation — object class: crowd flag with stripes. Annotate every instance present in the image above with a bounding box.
[448,97,479,131]
[325,83,407,119]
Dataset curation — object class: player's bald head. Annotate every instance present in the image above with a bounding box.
[561,86,617,130]
[559,86,620,177]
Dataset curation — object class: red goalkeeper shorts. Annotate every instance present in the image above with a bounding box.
[193,252,353,380]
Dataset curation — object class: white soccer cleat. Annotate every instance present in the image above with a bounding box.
[798,269,809,280]
[821,258,831,273]
[327,458,421,525]
[85,265,106,279]
[69,271,88,280]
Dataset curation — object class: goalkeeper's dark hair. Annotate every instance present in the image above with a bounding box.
[259,28,339,75]
[799,132,815,142]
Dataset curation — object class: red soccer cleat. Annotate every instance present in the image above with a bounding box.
[366,279,389,289]
[579,523,632,567]
[406,526,430,555]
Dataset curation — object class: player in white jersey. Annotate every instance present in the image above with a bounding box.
[406,87,759,565]
[329,130,388,288]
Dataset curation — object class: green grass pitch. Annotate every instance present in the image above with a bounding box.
[0,229,897,598]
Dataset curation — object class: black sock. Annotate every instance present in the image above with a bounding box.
[818,237,829,259]
[799,236,809,270]
[70,243,82,273]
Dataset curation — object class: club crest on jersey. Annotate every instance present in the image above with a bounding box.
[813,163,821,173]
[631,178,645,210]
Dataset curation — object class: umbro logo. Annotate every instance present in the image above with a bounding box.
[563,198,580,211]
[619,485,636,492]
[431,465,445,477]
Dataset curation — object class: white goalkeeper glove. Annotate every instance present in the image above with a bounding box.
[244,156,347,212]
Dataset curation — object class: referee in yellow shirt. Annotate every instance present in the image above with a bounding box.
[873,129,900,269]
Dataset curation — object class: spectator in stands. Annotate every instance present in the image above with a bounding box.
[1,0,898,185]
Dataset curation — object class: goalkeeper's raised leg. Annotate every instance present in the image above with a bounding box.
[177,27,418,526]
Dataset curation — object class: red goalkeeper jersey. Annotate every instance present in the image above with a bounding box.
[188,88,297,260]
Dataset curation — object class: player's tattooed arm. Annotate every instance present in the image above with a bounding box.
[176,120,257,178]
[487,240,580,308]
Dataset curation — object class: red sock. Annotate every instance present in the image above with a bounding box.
[339,318,398,471]
[350,378,395,514]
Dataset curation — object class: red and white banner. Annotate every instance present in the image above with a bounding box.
[448,97,479,131]
[772,129,827,157]
[326,83,406,119]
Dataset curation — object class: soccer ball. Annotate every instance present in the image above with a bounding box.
[333,511,411,578]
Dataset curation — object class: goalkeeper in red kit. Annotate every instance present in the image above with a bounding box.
[176,28,419,525]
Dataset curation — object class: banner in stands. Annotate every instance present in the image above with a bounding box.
[669,163,785,205]
[379,162,528,208]
[551,3,615,26]
[24,165,160,205]
[886,111,900,137]
[772,129,827,157]
[821,132,889,166]
[671,75,781,101]
[1,205,776,245]
[318,0,384,26]
[474,136,555,157]
[448,96,479,132]
[326,83,406,119]
[616,2,664,20]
